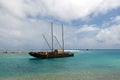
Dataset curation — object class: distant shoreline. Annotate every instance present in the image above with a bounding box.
[0,49,120,53]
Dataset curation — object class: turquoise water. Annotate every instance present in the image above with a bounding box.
[0,50,120,80]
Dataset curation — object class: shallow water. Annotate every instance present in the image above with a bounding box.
[0,50,120,80]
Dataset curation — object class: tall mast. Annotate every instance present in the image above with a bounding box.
[51,22,54,52]
[62,24,64,52]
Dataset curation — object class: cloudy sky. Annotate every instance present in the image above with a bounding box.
[0,0,120,50]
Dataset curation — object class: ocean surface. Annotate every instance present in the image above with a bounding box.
[0,49,120,80]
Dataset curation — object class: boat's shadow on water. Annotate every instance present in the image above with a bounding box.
[29,57,57,60]
[29,56,74,60]
[28,57,62,61]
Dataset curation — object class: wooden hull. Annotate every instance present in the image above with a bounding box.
[29,52,74,59]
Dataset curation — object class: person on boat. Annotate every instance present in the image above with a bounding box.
[54,49,58,54]
[45,52,48,55]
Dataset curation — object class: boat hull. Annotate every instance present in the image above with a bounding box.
[29,52,74,59]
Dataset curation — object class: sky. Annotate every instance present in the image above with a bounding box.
[0,0,120,50]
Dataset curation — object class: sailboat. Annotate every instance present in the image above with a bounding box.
[29,23,74,58]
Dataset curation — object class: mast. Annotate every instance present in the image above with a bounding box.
[62,24,64,52]
[51,22,54,52]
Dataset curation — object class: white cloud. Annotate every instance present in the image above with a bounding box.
[33,0,120,21]
[64,15,120,49]
[96,24,120,45]
[111,16,120,24]
[0,0,25,18]
[76,25,100,33]
[0,0,120,49]
[0,0,120,21]
[94,0,120,15]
